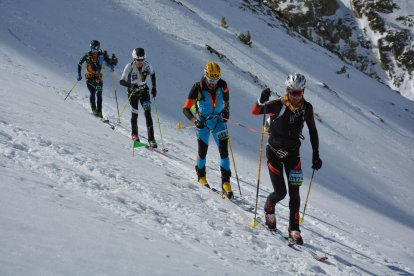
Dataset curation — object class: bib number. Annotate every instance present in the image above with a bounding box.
[288,170,303,186]
[142,101,151,111]
[216,129,228,141]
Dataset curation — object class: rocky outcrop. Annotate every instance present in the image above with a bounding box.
[240,0,413,99]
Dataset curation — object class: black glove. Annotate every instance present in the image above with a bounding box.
[111,53,118,66]
[312,153,322,170]
[260,88,271,103]
[194,120,204,129]
[222,106,230,121]
[151,87,157,98]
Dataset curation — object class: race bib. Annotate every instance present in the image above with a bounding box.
[216,129,228,141]
[142,101,152,111]
[288,170,303,186]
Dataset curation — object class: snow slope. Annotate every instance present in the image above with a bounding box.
[1,0,414,275]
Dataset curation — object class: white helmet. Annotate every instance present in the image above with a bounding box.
[132,48,145,60]
[285,73,306,90]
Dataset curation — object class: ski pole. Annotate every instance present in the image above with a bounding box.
[251,104,267,228]
[300,169,315,225]
[118,92,134,122]
[176,122,196,129]
[112,72,121,124]
[64,80,79,101]
[153,99,167,151]
[225,122,242,197]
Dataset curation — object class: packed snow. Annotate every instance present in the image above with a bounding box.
[1,0,413,275]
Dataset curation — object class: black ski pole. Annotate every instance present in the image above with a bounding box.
[112,72,121,123]
[64,80,79,101]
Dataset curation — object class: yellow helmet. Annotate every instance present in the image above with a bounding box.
[204,61,221,79]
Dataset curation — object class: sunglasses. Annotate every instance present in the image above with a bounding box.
[288,90,304,97]
[205,76,220,85]
[134,58,145,62]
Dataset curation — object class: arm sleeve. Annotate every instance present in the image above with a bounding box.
[77,54,87,75]
[119,63,131,88]
[219,79,229,103]
[306,103,319,154]
[151,73,156,88]
[182,83,200,121]
[251,100,278,116]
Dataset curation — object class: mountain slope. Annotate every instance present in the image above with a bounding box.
[1,0,414,275]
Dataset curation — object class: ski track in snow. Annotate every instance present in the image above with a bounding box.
[1,107,412,275]
[1,0,414,274]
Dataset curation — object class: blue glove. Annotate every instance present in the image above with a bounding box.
[77,74,82,81]
[110,64,115,72]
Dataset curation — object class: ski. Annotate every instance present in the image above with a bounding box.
[210,187,255,213]
[144,145,170,156]
[256,217,328,262]
[102,118,115,130]
[207,185,328,262]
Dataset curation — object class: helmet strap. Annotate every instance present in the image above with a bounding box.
[283,95,303,112]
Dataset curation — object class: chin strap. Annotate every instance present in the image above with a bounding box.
[283,95,303,113]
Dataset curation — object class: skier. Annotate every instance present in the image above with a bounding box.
[251,73,322,244]
[120,48,158,148]
[182,61,233,199]
[77,40,117,118]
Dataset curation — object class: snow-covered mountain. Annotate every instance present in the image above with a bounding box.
[1,0,414,275]
[247,0,414,100]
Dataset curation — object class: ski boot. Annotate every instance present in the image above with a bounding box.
[288,229,303,245]
[97,110,103,118]
[132,135,140,142]
[264,201,276,230]
[198,176,210,188]
[148,140,158,148]
[91,107,99,117]
[222,182,233,199]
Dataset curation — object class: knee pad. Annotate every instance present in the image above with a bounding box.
[197,138,208,159]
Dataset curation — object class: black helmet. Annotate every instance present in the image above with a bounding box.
[90,40,100,51]
[132,48,145,60]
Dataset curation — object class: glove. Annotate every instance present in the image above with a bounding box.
[194,120,204,129]
[111,54,118,66]
[110,63,115,72]
[151,87,157,98]
[222,106,230,121]
[77,74,82,81]
[130,84,142,96]
[259,88,271,104]
[312,153,322,170]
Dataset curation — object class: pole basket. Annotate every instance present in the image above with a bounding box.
[176,122,183,129]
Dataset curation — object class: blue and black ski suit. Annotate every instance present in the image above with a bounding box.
[183,78,231,183]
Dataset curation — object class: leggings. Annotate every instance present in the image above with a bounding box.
[265,146,303,230]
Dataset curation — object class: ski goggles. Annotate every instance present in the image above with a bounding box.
[288,89,304,97]
[91,46,99,52]
[134,57,145,61]
[205,76,220,85]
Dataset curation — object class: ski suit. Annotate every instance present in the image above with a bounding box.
[78,50,110,114]
[183,78,231,182]
[120,61,156,141]
[251,96,319,231]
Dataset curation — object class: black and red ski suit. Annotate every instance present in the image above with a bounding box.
[251,97,319,231]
